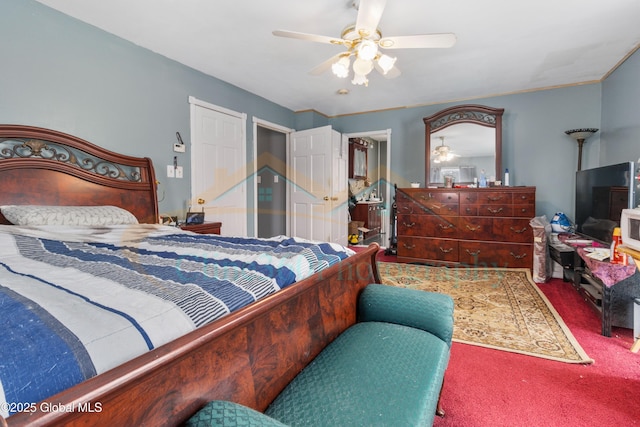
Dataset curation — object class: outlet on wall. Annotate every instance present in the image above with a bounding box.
[175,166,183,178]
[167,165,175,178]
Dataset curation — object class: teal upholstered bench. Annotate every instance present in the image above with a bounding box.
[187,284,454,427]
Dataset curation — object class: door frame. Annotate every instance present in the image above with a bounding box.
[251,117,294,237]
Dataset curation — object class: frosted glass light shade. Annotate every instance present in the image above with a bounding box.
[357,39,378,61]
[377,54,396,74]
[353,57,374,76]
[331,56,350,78]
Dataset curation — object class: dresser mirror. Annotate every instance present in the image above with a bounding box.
[424,104,504,186]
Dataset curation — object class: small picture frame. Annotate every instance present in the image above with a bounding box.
[185,211,205,225]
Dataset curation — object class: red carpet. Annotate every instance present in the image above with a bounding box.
[360,249,640,426]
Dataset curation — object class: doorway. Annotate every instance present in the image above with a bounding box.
[256,125,287,238]
[343,129,392,247]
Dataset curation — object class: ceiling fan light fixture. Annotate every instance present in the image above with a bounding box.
[357,38,378,61]
[331,56,351,78]
[377,54,396,74]
[353,57,374,76]
[351,73,369,86]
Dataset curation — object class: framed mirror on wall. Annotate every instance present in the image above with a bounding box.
[349,138,368,180]
[424,104,504,187]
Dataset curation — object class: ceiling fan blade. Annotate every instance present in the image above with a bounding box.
[355,0,387,36]
[272,30,342,45]
[309,53,344,76]
[380,33,457,49]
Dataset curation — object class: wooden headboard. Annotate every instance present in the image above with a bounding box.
[0,125,159,224]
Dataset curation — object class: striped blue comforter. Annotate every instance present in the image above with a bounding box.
[0,225,352,417]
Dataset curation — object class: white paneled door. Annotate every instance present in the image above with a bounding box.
[190,97,247,237]
[289,126,347,245]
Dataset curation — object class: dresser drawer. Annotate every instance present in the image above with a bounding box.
[459,241,532,268]
[492,218,533,243]
[477,204,513,217]
[458,217,493,240]
[397,214,457,238]
[397,237,458,262]
[513,191,535,204]
[477,191,513,205]
[398,189,459,215]
[512,204,536,217]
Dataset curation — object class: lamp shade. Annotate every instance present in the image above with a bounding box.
[565,128,599,140]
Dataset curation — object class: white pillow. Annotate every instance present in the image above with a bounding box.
[0,205,139,226]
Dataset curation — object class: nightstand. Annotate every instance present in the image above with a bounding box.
[180,222,221,235]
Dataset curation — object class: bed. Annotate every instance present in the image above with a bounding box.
[0,125,380,426]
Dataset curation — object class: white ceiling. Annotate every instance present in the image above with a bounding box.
[36,0,640,117]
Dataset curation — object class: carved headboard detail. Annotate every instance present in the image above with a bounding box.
[0,125,159,224]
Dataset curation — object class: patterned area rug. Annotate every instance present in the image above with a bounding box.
[377,263,593,364]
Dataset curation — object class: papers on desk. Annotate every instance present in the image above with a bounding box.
[583,247,611,261]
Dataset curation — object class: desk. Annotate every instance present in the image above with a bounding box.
[573,246,636,337]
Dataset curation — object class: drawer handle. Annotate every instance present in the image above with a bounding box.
[510,227,528,234]
[401,206,413,213]
[439,246,454,253]
[438,223,454,230]
[465,207,473,213]
[519,208,528,213]
[466,224,482,232]
[487,196,504,202]
[487,207,504,214]
[510,252,528,259]
[402,243,416,250]
[403,222,416,228]
[419,195,434,201]
[465,249,481,256]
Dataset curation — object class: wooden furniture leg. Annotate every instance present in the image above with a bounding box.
[436,381,446,417]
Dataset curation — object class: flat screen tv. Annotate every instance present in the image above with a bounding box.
[575,162,639,243]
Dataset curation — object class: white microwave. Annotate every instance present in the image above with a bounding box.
[621,208,640,251]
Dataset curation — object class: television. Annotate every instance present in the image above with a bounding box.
[575,162,639,243]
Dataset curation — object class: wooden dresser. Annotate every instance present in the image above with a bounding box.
[396,187,536,268]
[351,201,384,238]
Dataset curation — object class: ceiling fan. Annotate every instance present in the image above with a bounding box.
[272,0,456,86]
[432,136,459,163]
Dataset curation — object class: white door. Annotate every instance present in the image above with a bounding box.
[289,126,348,245]
[190,97,247,237]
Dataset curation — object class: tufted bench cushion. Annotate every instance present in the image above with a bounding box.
[187,284,454,427]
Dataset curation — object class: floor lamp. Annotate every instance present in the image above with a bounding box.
[565,128,599,171]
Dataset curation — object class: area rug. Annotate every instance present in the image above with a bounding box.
[377,262,593,364]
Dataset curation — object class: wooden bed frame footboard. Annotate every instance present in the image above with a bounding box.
[5,244,380,426]
[0,125,381,426]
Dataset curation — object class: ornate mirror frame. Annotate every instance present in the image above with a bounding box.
[424,104,504,186]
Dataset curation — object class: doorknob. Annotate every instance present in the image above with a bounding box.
[323,196,330,201]
[197,198,205,204]
[323,196,339,201]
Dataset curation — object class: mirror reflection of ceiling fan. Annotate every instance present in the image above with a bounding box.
[432,136,459,163]
[272,0,456,86]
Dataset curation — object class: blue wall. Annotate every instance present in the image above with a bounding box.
[2,0,638,229]
[601,50,640,167]
[331,84,603,218]
[0,1,296,222]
